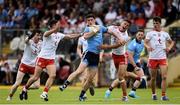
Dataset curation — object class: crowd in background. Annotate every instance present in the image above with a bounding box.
[0,0,179,33]
[0,0,179,85]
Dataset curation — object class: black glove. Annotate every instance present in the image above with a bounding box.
[26,31,34,40]
[80,32,84,36]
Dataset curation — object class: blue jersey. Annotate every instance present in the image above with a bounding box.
[127,39,144,63]
[84,25,107,54]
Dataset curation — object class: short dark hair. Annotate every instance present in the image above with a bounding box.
[32,30,41,35]
[137,29,144,33]
[153,16,161,23]
[123,19,131,25]
[48,19,58,28]
[27,30,41,39]
[86,14,95,19]
[54,14,61,20]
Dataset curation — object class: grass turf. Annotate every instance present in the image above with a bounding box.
[0,86,180,104]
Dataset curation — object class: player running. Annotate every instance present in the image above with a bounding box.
[99,20,131,101]
[19,19,81,101]
[103,29,146,99]
[7,30,42,101]
[76,36,95,96]
[59,14,124,101]
[144,16,174,101]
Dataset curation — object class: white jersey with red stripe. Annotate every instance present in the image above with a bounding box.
[146,30,171,59]
[108,26,129,55]
[21,40,42,67]
[38,32,65,59]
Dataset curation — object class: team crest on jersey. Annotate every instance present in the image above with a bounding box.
[20,68,23,71]
[38,62,41,65]
[55,36,59,39]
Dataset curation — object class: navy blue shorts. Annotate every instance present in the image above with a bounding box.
[127,63,141,72]
[82,51,99,67]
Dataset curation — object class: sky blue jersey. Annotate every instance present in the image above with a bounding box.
[84,25,107,54]
[127,39,144,63]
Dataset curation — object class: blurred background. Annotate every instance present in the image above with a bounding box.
[0,0,179,89]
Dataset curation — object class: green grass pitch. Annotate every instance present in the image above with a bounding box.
[0,86,180,104]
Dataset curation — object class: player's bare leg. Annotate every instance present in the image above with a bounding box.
[40,64,56,101]
[105,65,132,99]
[79,68,97,101]
[19,66,43,100]
[134,69,146,88]
[8,71,40,101]
[150,68,158,100]
[59,62,87,91]
[44,65,56,90]
[29,75,40,89]
[128,69,146,98]
[105,78,126,99]
[110,79,120,91]
[159,65,169,101]
[118,64,128,101]
[7,71,25,101]
[105,70,144,99]
[126,72,138,78]
[82,71,95,96]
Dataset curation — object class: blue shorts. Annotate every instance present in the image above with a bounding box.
[127,63,141,72]
[82,51,99,67]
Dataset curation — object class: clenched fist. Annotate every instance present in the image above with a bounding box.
[89,25,100,33]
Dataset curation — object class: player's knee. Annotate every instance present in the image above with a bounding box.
[14,80,21,86]
[49,74,56,79]
[121,72,126,77]
[118,78,125,83]
[86,77,93,83]
[89,77,94,82]
[162,76,167,80]
[151,77,156,81]
[86,77,91,82]
[33,76,39,81]
[34,84,40,89]
[83,77,87,81]
[76,70,83,75]
[125,72,129,77]
[13,82,20,87]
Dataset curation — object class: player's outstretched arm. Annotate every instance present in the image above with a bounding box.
[83,25,100,40]
[99,43,122,50]
[99,37,131,50]
[83,31,95,40]
[64,33,81,39]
